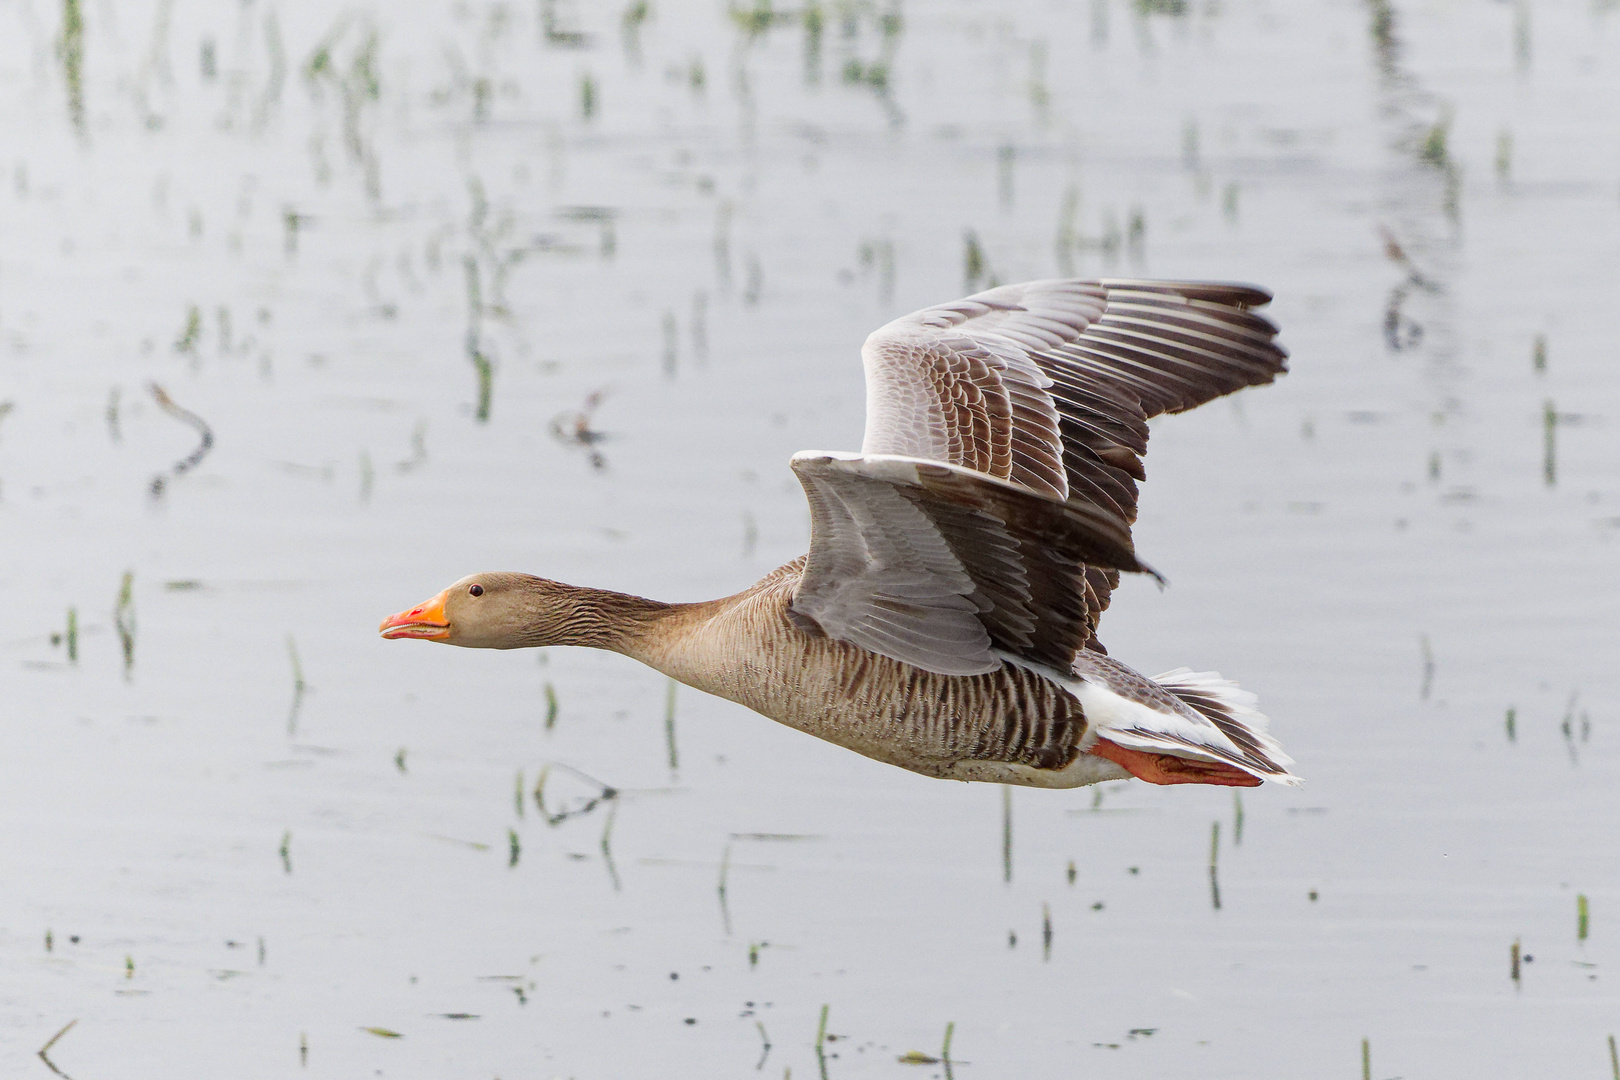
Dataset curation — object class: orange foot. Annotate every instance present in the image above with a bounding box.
[1090,738,1261,788]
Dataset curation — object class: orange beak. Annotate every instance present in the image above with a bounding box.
[379,589,451,641]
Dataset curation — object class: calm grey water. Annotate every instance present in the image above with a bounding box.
[2,1,1617,1077]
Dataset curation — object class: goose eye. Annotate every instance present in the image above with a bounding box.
[468,584,484,597]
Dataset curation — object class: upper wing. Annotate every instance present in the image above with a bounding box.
[790,279,1286,673]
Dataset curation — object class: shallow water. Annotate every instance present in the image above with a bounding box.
[2,1,1617,1076]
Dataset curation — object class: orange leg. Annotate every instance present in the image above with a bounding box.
[1090,738,1261,788]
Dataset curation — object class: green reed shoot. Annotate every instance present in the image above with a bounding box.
[1533,334,1547,373]
[1209,820,1221,911]
[288,635,306,695]
[1543,399,1557,487]
[1233,790,1244,845]
[514,770,524,816]
[815,1004,829,1052]
[508,828,520,868]
[394,747,407,774]
[470,342,493,423]
[1362,1037,1371,1080]
[580,72,596,119]
[718,843,732,933]
[279,830,292,874]
[803,1,823,83]
[1041,902,1052,961]
[114,571,135,678]
[544,682,558,730]
[665,678,679,771]
[65,607,77,664]
[963,230,986,292]
[1578,894,1589,942]
[1511,938,1521,983]
[59,0,85,135]
[175,304,202,355]
[1001,785,1013,883]
[621,1,650,53]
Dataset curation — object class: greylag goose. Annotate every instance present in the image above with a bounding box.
[382,279,1299,789]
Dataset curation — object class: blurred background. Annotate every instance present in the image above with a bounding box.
[1,1,1617,1076]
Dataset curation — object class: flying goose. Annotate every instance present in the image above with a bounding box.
[381,278,1299,789]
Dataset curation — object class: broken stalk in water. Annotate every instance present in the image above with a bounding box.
[37,1018,78,1077]
[600,799,621,891]
[755,1020,772,1070]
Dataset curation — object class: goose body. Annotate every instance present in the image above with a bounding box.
[383,279,1300,789]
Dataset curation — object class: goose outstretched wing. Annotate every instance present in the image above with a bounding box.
[790,279,1287,675]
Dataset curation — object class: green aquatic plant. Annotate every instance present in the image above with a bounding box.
[114,570,135,678]
[1543,399,1557,487]
[1002,785,1014,883]
[58,0,85,136]
[665,677,679,770]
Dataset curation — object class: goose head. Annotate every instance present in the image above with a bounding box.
[380,572,654,650]
[380,572,557,649]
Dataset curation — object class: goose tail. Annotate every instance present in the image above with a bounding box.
[1148,667,1301,787]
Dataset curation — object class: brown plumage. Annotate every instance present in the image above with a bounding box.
[381,279,1301,790]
